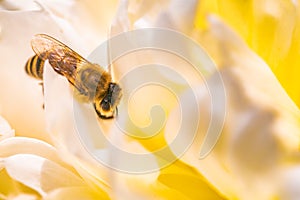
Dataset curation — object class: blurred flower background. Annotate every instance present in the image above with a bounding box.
[0,0,300,199]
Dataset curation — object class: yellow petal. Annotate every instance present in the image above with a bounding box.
[0,167,40,199]
[158,173,225,200]
[44,186,110,200]
[195,0,300,107]
[108,2,228,199]
[158,160,226,199]
[110,0,211,155]
[166,16,300,199]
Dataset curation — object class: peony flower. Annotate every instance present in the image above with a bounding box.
[196,0,300,107]
[0,0,300,199]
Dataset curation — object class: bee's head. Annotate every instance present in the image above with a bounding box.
[94,83,122,119]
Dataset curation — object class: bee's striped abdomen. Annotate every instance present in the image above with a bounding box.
[25,55,45,80]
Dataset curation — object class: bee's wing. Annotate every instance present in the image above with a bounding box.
[31,34,90,89]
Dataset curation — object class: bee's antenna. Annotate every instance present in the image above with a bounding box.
[107,23,113,75]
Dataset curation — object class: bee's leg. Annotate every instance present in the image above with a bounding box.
[39,81,45,109]
[38,81,44,93]
[115,107,119,118]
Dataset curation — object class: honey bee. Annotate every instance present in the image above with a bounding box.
[25,34,122,119]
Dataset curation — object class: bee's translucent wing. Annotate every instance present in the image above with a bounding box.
[31,34,91,88]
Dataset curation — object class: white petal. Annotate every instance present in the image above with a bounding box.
[0,115,14,141]
[111,0,131,35]
[129,0,169,29]
[125,0,197,32]
[43,61,111,191]
[0,137,77,173]
[278,166,300,200]
[35,0,118,54]
[7,194,37,200]
[42,50,160,197]
[4,154,85,197]
[0,0,116,142]
[155,0,199,34]
[0,0,40,11]
[0,5,68,142]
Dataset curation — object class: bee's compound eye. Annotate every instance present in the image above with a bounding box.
[100,98,110,111]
